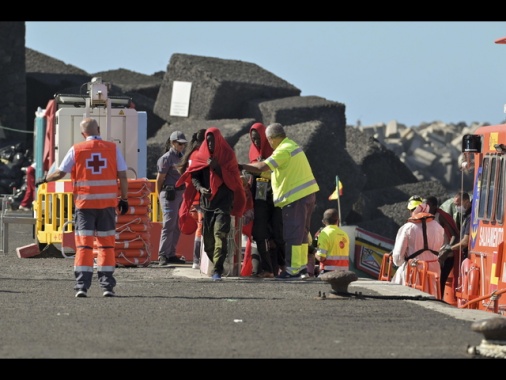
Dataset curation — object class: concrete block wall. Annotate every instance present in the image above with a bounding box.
[0,22,26,140]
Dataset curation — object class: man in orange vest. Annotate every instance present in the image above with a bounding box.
[36,117,129,298]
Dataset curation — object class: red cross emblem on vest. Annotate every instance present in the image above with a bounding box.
[86,153,107,174]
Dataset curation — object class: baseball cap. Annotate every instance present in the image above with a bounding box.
[407,195,423,211]
[170,131,187,143]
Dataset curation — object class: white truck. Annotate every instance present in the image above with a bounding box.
[33,77,150,250]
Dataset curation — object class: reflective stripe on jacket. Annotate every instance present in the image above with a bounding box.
[316,225,350,272]
[265,138,319,208]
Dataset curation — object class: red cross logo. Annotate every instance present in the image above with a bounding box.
[86,153,107,174]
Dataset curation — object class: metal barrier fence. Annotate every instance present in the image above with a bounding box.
[1,194,36,253]
[34,179,161,247]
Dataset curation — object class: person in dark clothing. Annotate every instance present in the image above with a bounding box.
[156,131,187,266]
[176,127,246,281]
[424,195,459,293]
[19,163,35,211]
[447,192,472,264]
[177,128,206,269]
[440,192,464,231]
[247,122,285,278]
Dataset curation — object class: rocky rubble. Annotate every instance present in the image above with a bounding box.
[360,119,479,193]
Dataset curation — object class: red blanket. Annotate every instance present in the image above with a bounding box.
[248,122,273,163]
[176,127,246,233]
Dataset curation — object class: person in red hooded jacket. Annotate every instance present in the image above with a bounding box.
[178,128,207,269]
[176,127,246,281]
[247,122,285,278]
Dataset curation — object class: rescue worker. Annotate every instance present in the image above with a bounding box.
[390,202,445,294]
[35,117,129,298]
[314,208,350,275]
[240,123,320,279]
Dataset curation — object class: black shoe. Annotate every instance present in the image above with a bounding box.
[167,256,186,264]
[300,268,309,279]
[75,289,87,298]
[158,256,169,266]
[275,271,301,280]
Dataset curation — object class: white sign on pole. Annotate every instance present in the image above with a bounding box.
[170,81,192,117]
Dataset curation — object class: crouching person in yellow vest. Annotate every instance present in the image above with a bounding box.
[240,123,319,279]
[314,208,350,275]
[35,117,129,298]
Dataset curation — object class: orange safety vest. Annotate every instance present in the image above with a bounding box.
[71,139,119,209]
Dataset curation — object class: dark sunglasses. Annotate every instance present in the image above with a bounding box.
[176,142,186,146]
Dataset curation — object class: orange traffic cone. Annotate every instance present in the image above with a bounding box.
[241,236,253,277]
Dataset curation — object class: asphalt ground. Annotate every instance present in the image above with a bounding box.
[0,211,502,359]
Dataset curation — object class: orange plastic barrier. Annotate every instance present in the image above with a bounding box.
[115,249,150,258]
[115,239,146,249]
[115,231,150,241]
[122,179,153,190]
[115,255,151,267]
[113,178,153,267]
[122,205,150,215]
[126,197,151,206]
[405,259,441,299]
[117,223,150,232]
[116,215,150,225]
[378,253,394,281]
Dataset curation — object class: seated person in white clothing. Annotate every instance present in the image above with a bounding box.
[391,202,445,292]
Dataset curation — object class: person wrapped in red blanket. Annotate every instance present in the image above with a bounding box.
[246,122,285,278]
[176,127,246,281]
